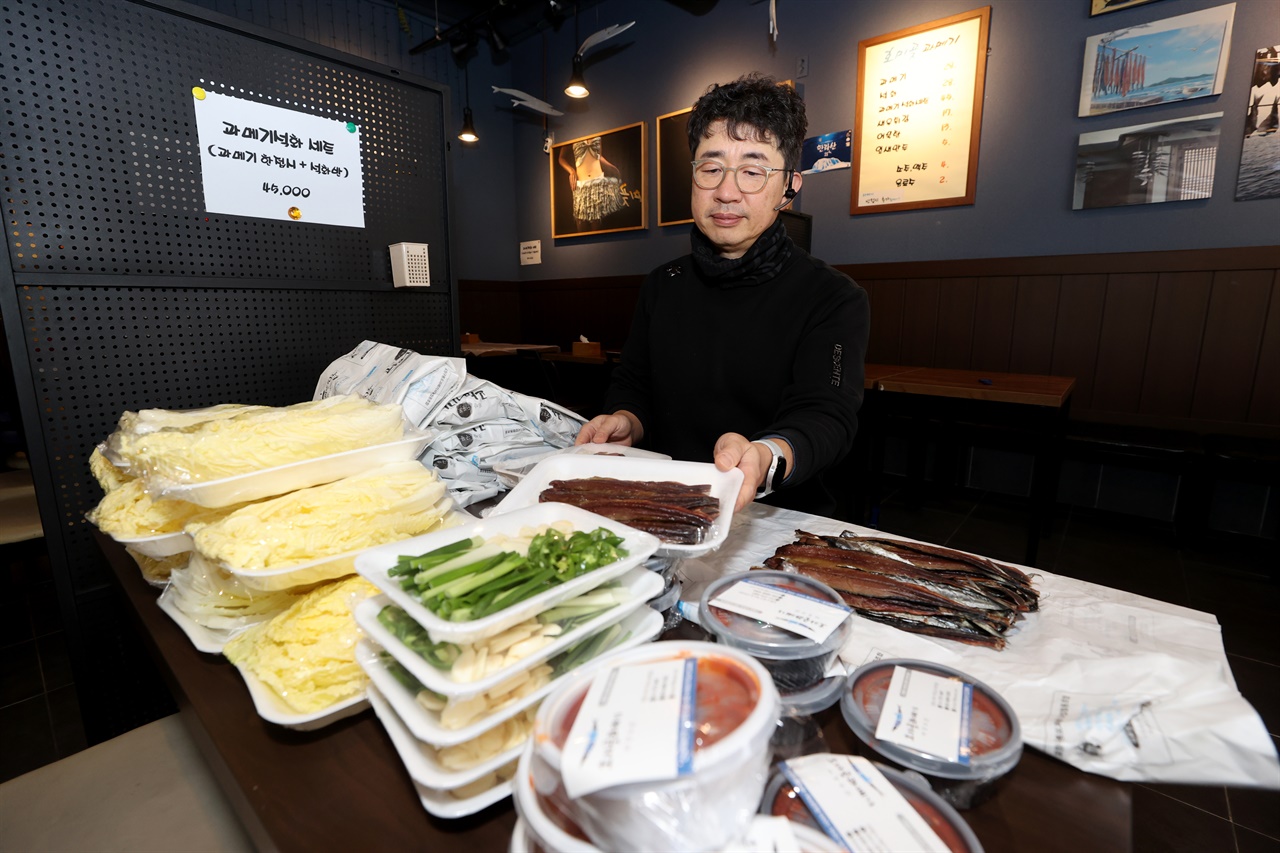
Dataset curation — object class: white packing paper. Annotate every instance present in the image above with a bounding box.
[677,502,1280,788]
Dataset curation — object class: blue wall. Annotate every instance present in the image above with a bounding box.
[183,0,1280,282]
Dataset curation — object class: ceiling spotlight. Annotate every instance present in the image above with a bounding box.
[486,24,507,54]
[457,106,478,143]
[458,63,478,143]
[564,55,588,99]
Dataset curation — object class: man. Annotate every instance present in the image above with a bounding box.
[575,73,868,516]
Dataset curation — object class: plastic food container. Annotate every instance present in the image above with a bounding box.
[355,502,660,645]
[699,571,851,693]
[492,455,743,558]
[840,659,1022,809]
[761,762,984,853]
[529,640,781,852]
[514,744,843,853]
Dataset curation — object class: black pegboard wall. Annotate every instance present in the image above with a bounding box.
[3,0,449,284]
[1,0,460,744]
[23,283,454,594]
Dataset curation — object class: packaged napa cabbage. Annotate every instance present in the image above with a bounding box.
[87,479,245,537]
[109,395,406,484]
[115,403,267,437]
[223,575,377,714]
[159,552,311,640]
[89,446,133,494]
[188,460,459,571]
[126,547,190,587]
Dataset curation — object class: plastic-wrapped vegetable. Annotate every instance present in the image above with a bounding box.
[89,446,133,494]
[189,461,458,570]
[109,395,405,484]
[223,576,378,714]
[88,479,244,537]
[159,552,313,641]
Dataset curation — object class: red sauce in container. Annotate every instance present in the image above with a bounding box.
[553,655,760,751]
[767,774,977,853]
[852,666,1011,757]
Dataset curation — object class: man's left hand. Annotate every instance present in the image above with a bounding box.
[713,432,772,512]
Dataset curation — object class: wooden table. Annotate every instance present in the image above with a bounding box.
[861,366,1076,566]
[460,342,560,357]
[101,528,1131,853]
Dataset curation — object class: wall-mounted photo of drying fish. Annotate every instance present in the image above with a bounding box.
[756,531,1039,650]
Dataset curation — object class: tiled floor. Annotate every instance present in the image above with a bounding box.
[0,539,86,784]
[2,482,1277,851]
[871,481,1280,853]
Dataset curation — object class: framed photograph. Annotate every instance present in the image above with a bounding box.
[1236,45,1280,201]
[1073,112,1222,209]
[657,107,693,226]
[550,122,646,239]
[851,6,991,215]
[1077,4,1235,117]
[1091,0,1165,16]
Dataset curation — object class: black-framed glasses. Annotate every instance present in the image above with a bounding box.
[691,159,791,194]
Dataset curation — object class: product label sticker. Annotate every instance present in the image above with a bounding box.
[559,658,697,798]
[709,579,851,643]
[741,815,802,853]
[874,666,972,764]
[781,754,950,853]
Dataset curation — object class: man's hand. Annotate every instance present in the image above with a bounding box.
[574,410,643,447]
[713,432,773,512]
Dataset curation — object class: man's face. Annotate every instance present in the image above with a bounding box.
[691,120,799,259]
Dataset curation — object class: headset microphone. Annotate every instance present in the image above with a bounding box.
[773,186,798,212]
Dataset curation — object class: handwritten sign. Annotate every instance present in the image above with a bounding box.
[852,7,991,215]
[193,89,365,228]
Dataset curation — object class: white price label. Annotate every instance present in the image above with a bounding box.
[781,754,950,853]
[709,579,851,644]
[559,658,697,798]
[874,666,972,764]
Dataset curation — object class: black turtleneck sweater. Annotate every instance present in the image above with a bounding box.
[604,221,869,516]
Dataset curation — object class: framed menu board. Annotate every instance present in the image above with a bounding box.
[851,6,991,215]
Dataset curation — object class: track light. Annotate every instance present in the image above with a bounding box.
[565,55,588,98]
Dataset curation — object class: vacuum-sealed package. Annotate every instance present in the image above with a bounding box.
[314,340,467,430]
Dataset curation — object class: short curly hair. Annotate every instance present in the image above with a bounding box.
[687,73,808,171]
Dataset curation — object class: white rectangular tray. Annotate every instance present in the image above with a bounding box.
[232,662,368,731]
[111,530,193,558]
[491,455,742,558]
[355,567,661,699]
[357,607,663,747]
[355,502,659,645]
[155,593,235,655]
[367,685,514,819]
[148,431,435,508]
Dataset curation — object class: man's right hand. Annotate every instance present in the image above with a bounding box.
[574,410,643,447]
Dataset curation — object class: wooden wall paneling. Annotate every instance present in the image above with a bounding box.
[899,278,940,366]
[1248,270,1280,426]
[1091,273,1158,413]
[1049,274,1107,410]
[458,280,523,343]
[1138,271,1213,418]
[1010,275,1061,374]
[1190,269,1274,423]
[970,276,1017,372]
[935,277,978,368]
[867,278,905,364]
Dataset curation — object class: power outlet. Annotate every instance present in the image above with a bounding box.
[797,55,809,78]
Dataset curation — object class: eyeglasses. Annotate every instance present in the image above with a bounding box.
[691,159,792,194]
